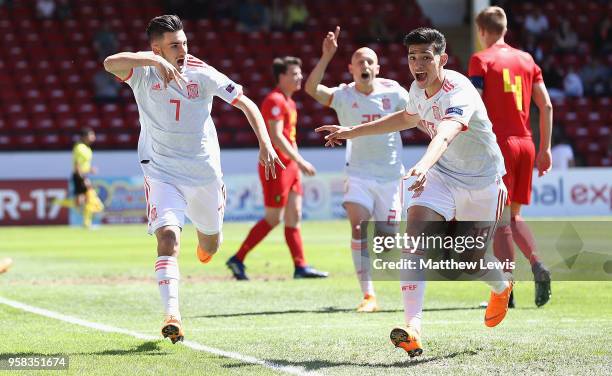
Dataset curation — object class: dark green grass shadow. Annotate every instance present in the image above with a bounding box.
[222,349,481,371]
[1,341,170,358]
[188,306,482,319]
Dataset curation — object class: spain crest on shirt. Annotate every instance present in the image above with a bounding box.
[432,105,442,121]
[187,83,199,99]
[382,97,391,110]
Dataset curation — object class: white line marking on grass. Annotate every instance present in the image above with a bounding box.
[0,296,319,376]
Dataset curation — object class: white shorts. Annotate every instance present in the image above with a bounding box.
[143,176,226,236]
[344,176,402,225]
[402,169,507,222]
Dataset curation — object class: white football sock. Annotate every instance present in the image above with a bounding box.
[400,248,426,334]
[155,256,180,319]
[479,252,509,294]
[351,238,375,297]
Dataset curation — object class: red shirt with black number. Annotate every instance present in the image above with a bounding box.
[469,42,544,205]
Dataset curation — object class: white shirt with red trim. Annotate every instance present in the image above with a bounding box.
[329,78,409,182]
[124,54,242,186]
[405,69,505,189]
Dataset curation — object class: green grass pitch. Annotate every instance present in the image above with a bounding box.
[1,221,611,375]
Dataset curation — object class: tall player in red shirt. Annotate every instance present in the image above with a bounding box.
[469,6,553,307]
[226,56,328,280]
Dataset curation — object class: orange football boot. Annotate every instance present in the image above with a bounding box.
[356,294,379,313]
[485,276,514,327]
[197,246,213,264]
[390,327,423,358]
[161,315,184,344]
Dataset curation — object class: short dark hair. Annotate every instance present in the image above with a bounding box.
[403,27,446,55]
[475,6,507,36]
[272,56,302,84]
[80,127,94,138]
[146,15,183,42]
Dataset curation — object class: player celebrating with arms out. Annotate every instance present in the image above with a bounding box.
[305,26,410,312]
[104,15,283,344]
[317,28,513,357]
[226,56,328,280]
[470,6,553,307]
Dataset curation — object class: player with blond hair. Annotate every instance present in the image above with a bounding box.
[470,6,553,307]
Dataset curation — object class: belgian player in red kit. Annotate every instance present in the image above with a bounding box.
[227,57,328,280]
[469,6,553,307]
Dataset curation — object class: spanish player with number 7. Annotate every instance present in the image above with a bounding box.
[103,15,284,344]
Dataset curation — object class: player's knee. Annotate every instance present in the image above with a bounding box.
[292,207,303,221]
[351,224,361,239]
[264,216,281,228]
[157,229,180,256]
[285,212,301,227]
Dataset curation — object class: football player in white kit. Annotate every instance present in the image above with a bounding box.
[103,15,283,344]
[317,28,513,357]
[305,27,410,313]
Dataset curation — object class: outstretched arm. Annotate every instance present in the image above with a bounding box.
[532,82,553,176]
[315,110,420,146]
[404,121,463,191]
[103,51,186,89]
[304,26,340,106]
[233,95,285,179]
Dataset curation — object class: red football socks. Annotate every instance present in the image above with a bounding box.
[235,219,273,262]
[285,226,307,268]
[511,215,540,266]
[493,224,515,272]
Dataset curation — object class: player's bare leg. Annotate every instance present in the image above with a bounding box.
[286,192,328,279]
[345,202,377,312]
[394,205,443,357]
[493,207,515,307]
[155,226,184,343]
[196,231,221,264]
[511,203,551,307]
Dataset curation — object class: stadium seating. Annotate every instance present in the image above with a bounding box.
[0,0,608,166]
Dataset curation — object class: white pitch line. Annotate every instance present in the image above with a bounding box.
[0,296,319,376]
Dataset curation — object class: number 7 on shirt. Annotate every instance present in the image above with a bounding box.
[170,99,181,121]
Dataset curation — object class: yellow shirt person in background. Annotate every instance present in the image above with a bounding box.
[64,128,104,228]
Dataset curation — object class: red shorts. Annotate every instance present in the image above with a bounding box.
[498,136,535,205]
[258,161,302,208]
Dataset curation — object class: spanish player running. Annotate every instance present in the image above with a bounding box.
[305,27,409,312]
[317,28,513,357]
[470,6,553,307]
[226,57,328,280]
[104,15,283,344]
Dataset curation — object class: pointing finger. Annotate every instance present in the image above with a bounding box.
[315,125,337,133]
